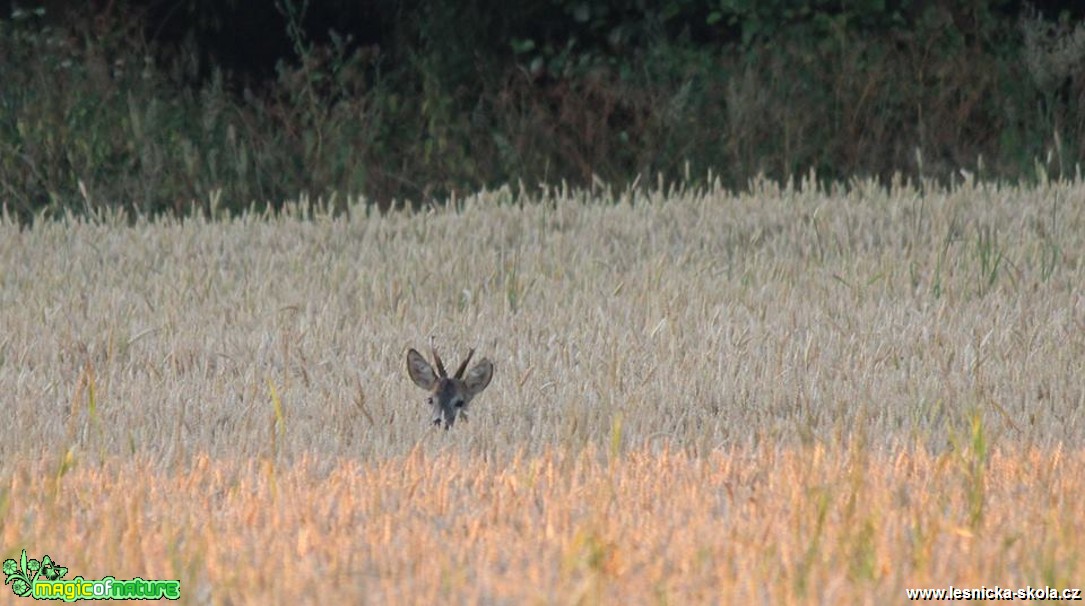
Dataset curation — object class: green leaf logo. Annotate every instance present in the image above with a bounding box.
[3,549,68,597]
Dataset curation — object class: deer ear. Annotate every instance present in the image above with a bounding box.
[407,349,437,390]
[463,359,493,396]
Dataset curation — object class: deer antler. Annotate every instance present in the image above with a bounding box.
[429,336,448,378]
[453,348,476,379]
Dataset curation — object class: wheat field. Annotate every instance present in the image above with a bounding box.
[1,177,1083,603]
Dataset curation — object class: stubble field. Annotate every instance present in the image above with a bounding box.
[1,177,1083,603]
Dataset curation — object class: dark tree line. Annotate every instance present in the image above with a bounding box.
[4,1,1085,220]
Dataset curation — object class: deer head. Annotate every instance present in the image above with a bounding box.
[406,342,494,429]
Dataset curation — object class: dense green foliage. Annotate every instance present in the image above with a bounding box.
[1,1,1084,221]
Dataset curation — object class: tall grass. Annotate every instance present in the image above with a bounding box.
[3,447,1083,603]
[2,177,1081,461]
[1,177,1083,601]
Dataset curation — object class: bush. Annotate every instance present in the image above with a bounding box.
[1,1,1083,222]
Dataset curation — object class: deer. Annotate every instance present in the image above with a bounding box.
[406,340,494,429]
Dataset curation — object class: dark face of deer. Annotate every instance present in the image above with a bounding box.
[407,346,494,430]
[428,377,468,429]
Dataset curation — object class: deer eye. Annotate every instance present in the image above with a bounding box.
[453,399,465,409]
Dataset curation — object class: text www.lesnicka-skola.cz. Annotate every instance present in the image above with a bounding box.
[906,585,1081,601]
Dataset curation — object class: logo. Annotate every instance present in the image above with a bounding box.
[4,549,180,601]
